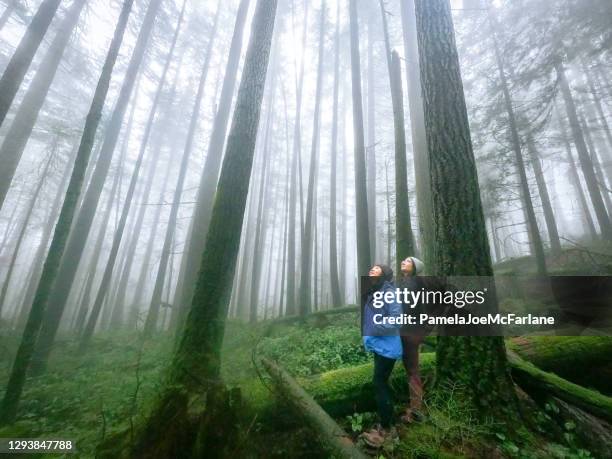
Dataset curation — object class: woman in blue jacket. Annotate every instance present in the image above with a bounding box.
[361,264,403,448]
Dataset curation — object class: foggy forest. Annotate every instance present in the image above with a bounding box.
[0,0,611,457]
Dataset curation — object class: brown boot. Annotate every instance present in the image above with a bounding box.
[361,425,397,448]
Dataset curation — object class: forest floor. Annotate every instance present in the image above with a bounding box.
[0,246,611,457]
[0,314,607,458]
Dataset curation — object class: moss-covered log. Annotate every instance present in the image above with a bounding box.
[507,351,612,424]
[299,352,612,425]
[261,358,367,459]
[509,336,612,393]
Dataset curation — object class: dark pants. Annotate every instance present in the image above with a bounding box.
[373,353,396,428]
[401,335,424,412]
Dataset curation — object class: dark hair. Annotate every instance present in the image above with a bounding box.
[374,264,394,283]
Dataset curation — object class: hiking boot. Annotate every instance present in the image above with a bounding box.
[400,408,425,424]
[361,425,398,448]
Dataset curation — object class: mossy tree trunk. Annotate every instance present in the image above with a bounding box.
[130,1,278,455]
[414,0,519,417]
[0,0,135,426]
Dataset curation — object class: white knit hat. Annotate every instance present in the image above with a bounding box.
[410,257,425,275]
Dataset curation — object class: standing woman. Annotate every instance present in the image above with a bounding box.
[398,256,426,423]
[361,264,402,447]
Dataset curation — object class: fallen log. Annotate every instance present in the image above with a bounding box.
[299,352,612,426]
[261,357,367,459]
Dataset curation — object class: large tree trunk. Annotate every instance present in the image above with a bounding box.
[0,0,62,128]
[366,13,377,262]
[32,0,163,373]
[414,0,519,418]
[328,1,342,308]
[0,0,135,426]
[298,1,326,316]
[400,0,431,263]
[556,59,612,240]
[172,0,247,325]
[129,2,277,456]
[0,0,87,211]
[349,0,372,276]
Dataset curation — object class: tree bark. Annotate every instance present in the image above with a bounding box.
[414,0,519,417]
[349,0,372,277]
[0,0,62,128]
[366,13,377,262]
[0,0,135,426]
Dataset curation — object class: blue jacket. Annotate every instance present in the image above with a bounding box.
[362,280,403,360]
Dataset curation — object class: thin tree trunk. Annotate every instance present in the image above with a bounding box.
[0,0,62,128]
[32,0,163,370]
[17,144,75,329]
[556,59,612,240]
[142,13,216,337]
[366,13,377,261]
[582,116,612,216]
[488,10,547,274]
[298,1,325,316]
[328,0,342,307]
[414,0,518,418]
[525,133,562,254]
[173,0,246,322]
[0,0,87,210]
[0,0,17,31]
[0,146,55,316]
[349,0,372,276]
[0,0,135,425]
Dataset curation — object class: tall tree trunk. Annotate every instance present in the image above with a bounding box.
[414,0,518,418]
[366,13,377,261]
[0,0,87,211]
[142,11,216,338]
[0,145,55,316]
[400,0,430,263]
[328,0,342,308]
[379,0,416,272]
[525,133,562,255]
[487,10,547,274]
[0,0,62,128]
[131,1,278,455]
[556,59,612,240]
[0,0,135,426]
[581,117,612,216]
[349,0,372,276]
[16,144,75,329]
[298,1,325,316]
[32,0,163,371]
[557,108,598,240]
[172,0,246,323]
[106,0,186,332]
